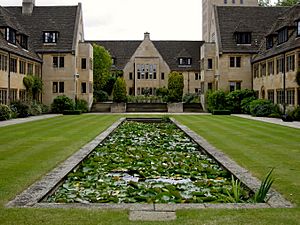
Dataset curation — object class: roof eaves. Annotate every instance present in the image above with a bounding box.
[72,3,81,54]
[214,6,223,53]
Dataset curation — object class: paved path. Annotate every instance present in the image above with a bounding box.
[233,114,300,129]
[0,114,61,128]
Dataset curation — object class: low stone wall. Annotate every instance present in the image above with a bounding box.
[127,103,167,112]
[183,103,203,112]
[111,103,126,113]
[91,103,112,112]
[167,103,183,113]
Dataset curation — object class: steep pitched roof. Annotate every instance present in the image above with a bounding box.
[215,6,288,53]
[5,5,78,53]
[88,41,141,70]
[253,4,300,62]
[0,6,41,62]
[88,40,203,71]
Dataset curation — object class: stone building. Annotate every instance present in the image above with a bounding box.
[200,1,287,108]
[252,4,300,109]
[90,33,203,96]
[0,0,93,107]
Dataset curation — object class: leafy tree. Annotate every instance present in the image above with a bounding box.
[102,76,117,96]
[167,72,184,102]
[258,0,272,6]
[23,75,43,101]
[93,44,112,92]
[112,77,127,103]
[276,0,299,6]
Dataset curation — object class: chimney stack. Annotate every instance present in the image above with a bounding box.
[22,0,35,15]
[144,32,150,40]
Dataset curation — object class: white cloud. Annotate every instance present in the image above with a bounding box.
[1,0,202,40]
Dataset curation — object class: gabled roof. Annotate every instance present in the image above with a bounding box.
[253,4,300,62]
[88,40,203,71]
[215,6,288,54]
[5,5,79,53]
[0,6,41,62]
[0,6,26,34]
[88,41,141,70]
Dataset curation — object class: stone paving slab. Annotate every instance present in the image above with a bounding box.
[233,114,300,129]
[129,210,176,221]
[0,114,61,127]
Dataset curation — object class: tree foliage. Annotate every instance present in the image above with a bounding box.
[93,44,112,92]
[258,0,272,6]
[23,75,43,100]
[167,72,184,102]
[276,0,299,6]
[112,77,127,103]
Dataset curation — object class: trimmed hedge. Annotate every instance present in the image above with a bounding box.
[212,110,231,115]
[63,110,82,115]
[51,95,74,113]
[250,99,275,117]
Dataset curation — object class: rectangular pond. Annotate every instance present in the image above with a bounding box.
[46,119,252,204]
[7,117,292,209]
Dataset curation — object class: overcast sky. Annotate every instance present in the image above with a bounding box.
[1,0,202,41]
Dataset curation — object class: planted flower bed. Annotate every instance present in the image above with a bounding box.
[47,120,252,204]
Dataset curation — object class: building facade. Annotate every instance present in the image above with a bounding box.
[0,0,93,107]
[252,4,300,109]
[90,33,203,97]
[200,1,288,109]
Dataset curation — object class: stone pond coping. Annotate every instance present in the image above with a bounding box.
[6,117,293,212]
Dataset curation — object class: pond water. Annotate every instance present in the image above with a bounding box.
[47,120,252,204]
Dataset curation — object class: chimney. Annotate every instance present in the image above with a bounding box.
[22,0,35,15]
[144,32,150,40]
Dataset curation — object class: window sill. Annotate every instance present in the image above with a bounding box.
[43,43,57,46]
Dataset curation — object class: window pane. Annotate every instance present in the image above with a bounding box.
[59,82,64,93]
[81,58,87,69]
[59,57,64,68]
[236,57,241,67]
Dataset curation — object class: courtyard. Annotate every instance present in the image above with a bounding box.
[0,114,299,224]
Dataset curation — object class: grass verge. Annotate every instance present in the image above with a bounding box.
[0,114,299,224]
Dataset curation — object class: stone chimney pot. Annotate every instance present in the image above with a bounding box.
[22,0,35,15]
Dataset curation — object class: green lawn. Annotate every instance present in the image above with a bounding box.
[0,114,299,225]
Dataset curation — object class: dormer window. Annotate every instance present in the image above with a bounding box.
[297,21,300,36]
[6,27,16,44]
[20,35,28,49]
[43,32,58,43]
[235,32,251,44]
[178,57,192,66]
[277,28,288,45]
[266,36,273,49]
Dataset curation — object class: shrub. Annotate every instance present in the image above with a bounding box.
[250,99,275,117]
[183,93,200,103]
[10,101,31,118]
[0,104,12,121]
[226,89,256,114]
[206,90,227,112]
[29,101,43,116]
[112,77,127,103]
[291,106,300,121]
[75,99,89,113]
[167,72,184,102]
[241,96,256,114]
[51,95,74,113]
[156,87,168,98]
[94,90,109,102]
